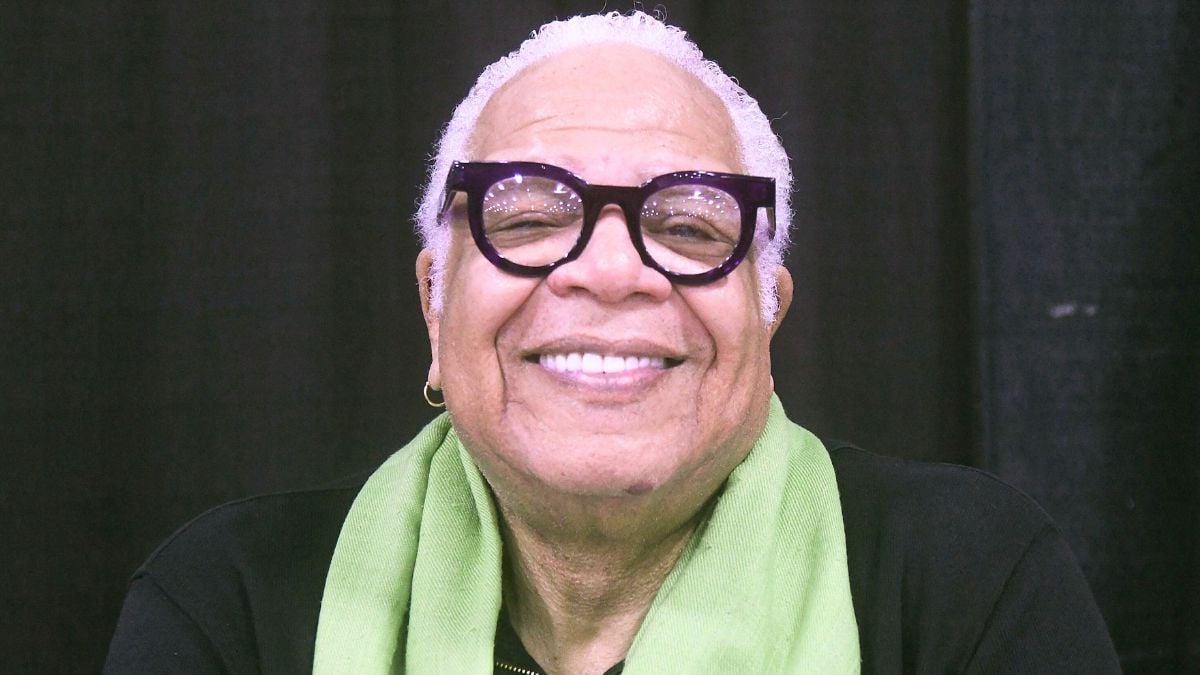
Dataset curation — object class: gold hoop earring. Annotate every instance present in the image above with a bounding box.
[423,381,446,408]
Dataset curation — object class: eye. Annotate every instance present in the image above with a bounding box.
[648,216,733,247]
[489,213,564,233]
[484,211,580,252]
[660,219,722,242]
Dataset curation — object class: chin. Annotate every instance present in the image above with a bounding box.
[537,469,668,499]
[515,440,691,498]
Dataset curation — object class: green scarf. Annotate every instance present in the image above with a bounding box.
[313,395,860,673]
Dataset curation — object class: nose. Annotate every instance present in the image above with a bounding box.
[545,205,673,304]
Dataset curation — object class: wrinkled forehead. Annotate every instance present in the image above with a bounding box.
[466,43,742,175]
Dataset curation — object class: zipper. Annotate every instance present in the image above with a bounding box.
[495,660,544,675]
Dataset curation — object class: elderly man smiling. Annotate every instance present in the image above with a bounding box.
[106,12,1120,675]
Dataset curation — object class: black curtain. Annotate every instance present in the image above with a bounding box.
[2,2,1195,672]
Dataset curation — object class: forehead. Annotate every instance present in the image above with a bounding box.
[468,44,741,178]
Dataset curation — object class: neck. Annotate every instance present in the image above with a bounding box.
[496,493,712,675]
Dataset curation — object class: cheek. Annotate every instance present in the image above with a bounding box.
[686,274,773,432]
[436,252,540,402]
[689,273,766,367]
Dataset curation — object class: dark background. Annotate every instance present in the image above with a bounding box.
[2,2,1196,672]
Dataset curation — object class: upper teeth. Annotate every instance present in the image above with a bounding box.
[539,352,666,374]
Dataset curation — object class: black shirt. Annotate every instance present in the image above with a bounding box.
[104,444,1120,673]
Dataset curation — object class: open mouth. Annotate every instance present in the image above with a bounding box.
[530,352,683,374]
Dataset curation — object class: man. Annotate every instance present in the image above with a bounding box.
[106,12,1119,673]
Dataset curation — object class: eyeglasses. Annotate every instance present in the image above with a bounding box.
[441,161,776,285]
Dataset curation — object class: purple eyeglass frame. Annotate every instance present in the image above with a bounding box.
[440,160,776,285]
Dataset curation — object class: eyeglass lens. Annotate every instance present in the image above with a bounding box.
[480,176,742,275]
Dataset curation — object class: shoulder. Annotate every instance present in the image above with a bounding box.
[115,479,363,672]
[140,478,362,583]
[824,442,1119,673]
[827,442,1054,544]
[826,440,1056,600]
[827,441,1056,611]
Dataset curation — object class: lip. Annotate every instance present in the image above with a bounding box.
[523,336,686,367]
[537,352,668,375]
[523,337,687,362]
[520,337,685,393]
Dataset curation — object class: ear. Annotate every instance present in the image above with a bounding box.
[416,249,441,389]
[768,264,793,339]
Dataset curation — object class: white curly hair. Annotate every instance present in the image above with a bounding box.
[415,11,792,322]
